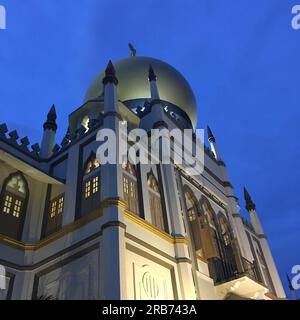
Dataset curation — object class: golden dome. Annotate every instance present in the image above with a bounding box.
[84,56,197,128]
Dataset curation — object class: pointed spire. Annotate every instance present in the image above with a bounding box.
[244,187,256,211]
[102,60,118,85]
[43,104,57,132]
[207,126,215,143]
[148,65,157,82]
[148,65,160,100]
[286,273,294,291]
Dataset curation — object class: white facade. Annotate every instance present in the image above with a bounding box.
[0,55,285,300]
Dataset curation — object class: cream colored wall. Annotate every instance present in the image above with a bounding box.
[125,248,176,300]
[35,248,99,300]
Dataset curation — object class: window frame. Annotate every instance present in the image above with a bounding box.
[81,154,101,216]
[0,171,29,240]
[45,193,65,236]
[122,161,139,215]
[147,173,165,231]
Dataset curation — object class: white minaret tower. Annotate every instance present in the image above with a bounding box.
[147,64,166,124]
[244,187,264,236]
[148,64,160,99]
[244,187,286,298]
[98,60,127,300]
[103,60,119,115]
[40,104,57,158]
[207,126,221,161]
[139,65,168,134]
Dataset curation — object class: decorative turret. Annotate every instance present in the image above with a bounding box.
[244,187,264,236]
[102,60,119,114]
[43,105,57,131]
[148,65,160,100]
[207,126,215,143]
[40,104,57,158]
[244,187,256,211]
[207,126,221,161]
[103,60,118,86]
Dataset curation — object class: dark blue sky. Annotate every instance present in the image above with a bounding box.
[0,0,299,298]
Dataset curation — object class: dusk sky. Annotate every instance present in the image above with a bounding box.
[0,0,299,298]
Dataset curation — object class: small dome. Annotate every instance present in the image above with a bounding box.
[84,56,197,128]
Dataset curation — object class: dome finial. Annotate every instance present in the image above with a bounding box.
[128,43,136,57]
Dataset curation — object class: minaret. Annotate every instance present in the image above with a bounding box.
[243,186,286,298]
[148,64,160,100]
[207,126,221,161]
[40,104,57,158]
[143,65,197,298]
[243,187,264,236]
[98,60,127,299]
[100,59,122,198]
[103,60,119,114]
[139,65,167,133]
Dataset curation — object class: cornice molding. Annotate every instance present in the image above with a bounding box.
[124,210,188,245]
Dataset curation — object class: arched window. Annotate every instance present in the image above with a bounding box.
[185,191,197,222]
[218,215,231,246]
[45,192,64,237]
[82,115,90,131]
[200,198,238,283]
[252,238,274,291]
[82,154,101,216]
[122,161,139,215]
[184,190,202,252]
[0,172,28,240]
[199,198,220,260]
[148,173,164,231]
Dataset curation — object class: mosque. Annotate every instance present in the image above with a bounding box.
[0,49,285,300]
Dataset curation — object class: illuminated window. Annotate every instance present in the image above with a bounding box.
[122,161,139,215]
[0,172,28,240]
[92,176,99,194]
[122,160,136,176]
[85,180,91,199]
[45,194,64,237]
[123,176,129,194]
[219,216,231,246]
[82,154,101,217]
[49,195,64,218]
[1,174,27,218]
[185,192,197,222]
[148,174,159,192]
[7,174,26,194]
[3,195,12,214]
[85,157,100,175]
[57,197,64,214]
[82,115,90,131]
[50,201,57,218]
[13,199,22,218]
[148,173,164,230]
